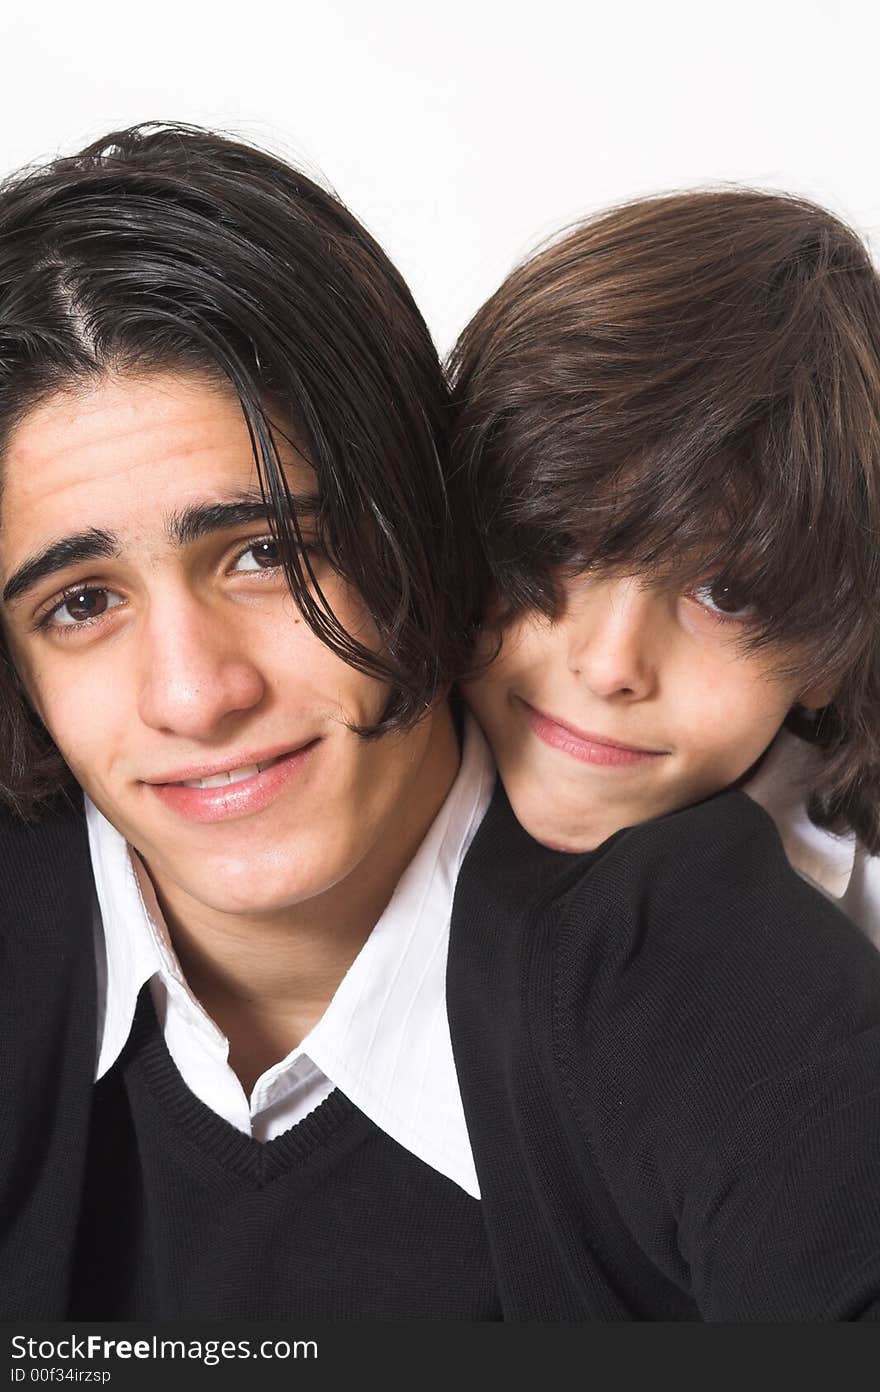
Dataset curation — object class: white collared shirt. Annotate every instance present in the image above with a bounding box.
[87,716,494,1200]
[744,728,880,947]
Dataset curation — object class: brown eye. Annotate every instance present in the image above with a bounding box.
[50,587,123,628]
[233,539,282,572]
[690,579,755,620]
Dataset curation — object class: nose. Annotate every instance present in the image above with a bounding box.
[136,595,266,738]
[565,574,658,701]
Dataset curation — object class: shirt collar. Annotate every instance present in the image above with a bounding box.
[742,728,857,901]
[87,797,170,1083]
[86,713,493,1199]
[299,714,493,1198]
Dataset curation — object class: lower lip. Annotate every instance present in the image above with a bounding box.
[518,700,666,768]
[146,742,319,823]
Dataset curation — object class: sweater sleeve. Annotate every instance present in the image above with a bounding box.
[550,788,880,1321]
[0,800,98,1317]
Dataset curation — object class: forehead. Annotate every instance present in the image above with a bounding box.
[0,371,303,553]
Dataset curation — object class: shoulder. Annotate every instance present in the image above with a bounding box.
[597,781,795,890]
[550,786,880,1033]
[456,775,880,1035]
[0,792,92,946]
[549,786,880,1174]
[455,778,880,1317]
[551,782,868,957]
[460,775,837,963]
[461,766,798,896]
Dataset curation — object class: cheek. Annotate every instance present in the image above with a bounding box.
[671,662,797,769]
[463,621,551,733]
[461,660,515,731]
[460,676,497,740]
[3,642,81,749]
[469,616,545,689]
[334,663,389,727]
[277,619,388,730]
[305,579,390,717]
[20,684,120,812]
[37,667,120,769]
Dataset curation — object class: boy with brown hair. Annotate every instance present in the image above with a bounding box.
[448,190,880,1319]
[453,189,880,866]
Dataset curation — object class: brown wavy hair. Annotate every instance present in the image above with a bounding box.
[450,190,880,854]
[0,123,480,818]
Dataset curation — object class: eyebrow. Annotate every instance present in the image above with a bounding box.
[2,530,118,607]
[2,491,320,608]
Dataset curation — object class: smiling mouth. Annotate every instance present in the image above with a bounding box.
[517,698,666,755]
[175,755,284,789]
[148,740,319,789]
[145,741,320,824]
[516,697,669,767]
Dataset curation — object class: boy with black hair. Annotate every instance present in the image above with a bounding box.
[0,123,498,1319]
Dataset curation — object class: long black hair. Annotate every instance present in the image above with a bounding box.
[0,122,477,815]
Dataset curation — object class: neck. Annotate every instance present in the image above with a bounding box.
[143,706,460,1093]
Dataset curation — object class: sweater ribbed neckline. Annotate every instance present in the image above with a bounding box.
[113,987,371,1186]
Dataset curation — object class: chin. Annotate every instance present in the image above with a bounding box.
[535,828,605,854]
[505,784,603,855]
[170,847,337,917]
[186,875,322,918]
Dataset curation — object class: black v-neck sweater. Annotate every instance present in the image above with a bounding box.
[0,799,498,1321]
[448,782,880,1321]
[69,992,499,1319]
[5,783,880,1319]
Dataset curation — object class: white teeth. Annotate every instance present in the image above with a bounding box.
[227,764,262,785]
[202,771,237,788]
[180,762,266,789]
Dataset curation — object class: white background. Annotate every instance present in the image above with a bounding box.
[1,0,878,354]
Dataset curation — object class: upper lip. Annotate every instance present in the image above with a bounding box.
[143,739,318,785]
[519,699,668,755]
